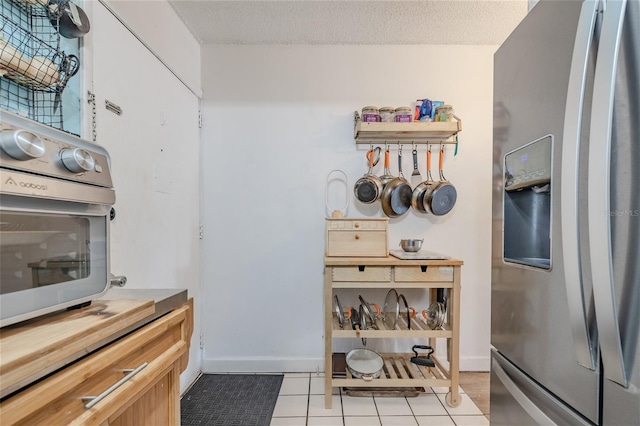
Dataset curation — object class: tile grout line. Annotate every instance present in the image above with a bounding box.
[305,372,310,426]
[339,387,346,426]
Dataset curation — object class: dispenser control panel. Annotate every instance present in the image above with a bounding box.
[504,135,552,191]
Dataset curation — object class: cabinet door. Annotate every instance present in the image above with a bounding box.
[90,3,201,387]
[109,364,180,426]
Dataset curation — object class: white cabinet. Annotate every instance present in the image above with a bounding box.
[89,2,201,387]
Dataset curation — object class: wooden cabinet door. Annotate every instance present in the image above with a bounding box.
[109,364,180,426]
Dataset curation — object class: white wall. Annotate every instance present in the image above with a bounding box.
[201,45,496,372]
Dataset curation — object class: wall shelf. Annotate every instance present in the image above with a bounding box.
[354,111,462,145]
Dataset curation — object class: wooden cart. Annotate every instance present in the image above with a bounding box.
[324,256,463,408]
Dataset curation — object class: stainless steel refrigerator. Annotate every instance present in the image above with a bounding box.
[491,0,639,424]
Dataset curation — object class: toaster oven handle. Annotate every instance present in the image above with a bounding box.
[109,275,128,287]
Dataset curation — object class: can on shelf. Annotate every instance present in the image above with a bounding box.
[361,106,380,122]
[379,107,395,122]
[394,106,413,122]
[435,105,454,122]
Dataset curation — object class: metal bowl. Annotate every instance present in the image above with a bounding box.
[399,239,423,252]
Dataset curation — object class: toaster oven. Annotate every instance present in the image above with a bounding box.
[1,110,115,327]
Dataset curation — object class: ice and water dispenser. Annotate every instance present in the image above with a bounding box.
[503,136,552,269]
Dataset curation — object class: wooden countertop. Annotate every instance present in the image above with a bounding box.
[324,256,463,266]
[0,298,154,399]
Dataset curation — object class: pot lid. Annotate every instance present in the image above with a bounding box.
[334,295,344,328]
[383,289,399,330]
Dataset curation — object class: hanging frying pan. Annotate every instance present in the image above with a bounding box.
[21,0,91,38]
[49,0,91,39]
[411,146,435,213]
[354,149,383,204]
[379,147,395,189]
[380,147,412,217]
[423,147,457,216]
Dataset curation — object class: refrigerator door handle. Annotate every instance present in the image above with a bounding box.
[560,0,599,371]
[492,358,557,425]
[587,0,628,387]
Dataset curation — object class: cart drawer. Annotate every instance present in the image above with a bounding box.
[332,266,391,282]
[394,266,454,282]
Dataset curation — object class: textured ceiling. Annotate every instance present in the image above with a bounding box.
[168,0,529,45]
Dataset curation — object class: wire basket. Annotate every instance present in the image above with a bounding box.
[1,11,78,91]
[0,0,80,133]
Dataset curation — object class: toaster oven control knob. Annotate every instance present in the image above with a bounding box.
[0,130,46,160]
[61,148,96,173]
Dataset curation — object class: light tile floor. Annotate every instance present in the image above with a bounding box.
[271,373,488,426]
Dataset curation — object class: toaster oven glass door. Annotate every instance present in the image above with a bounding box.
[0,203,110,326]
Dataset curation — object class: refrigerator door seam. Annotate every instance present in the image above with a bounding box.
[560,0,599,371]
[587,0,628,387]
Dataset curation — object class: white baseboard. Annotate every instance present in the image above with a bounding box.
[202,356,325,373]
[460,356,490,372]
[202,355,489,373]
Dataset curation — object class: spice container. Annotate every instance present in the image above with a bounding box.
[379,107,395,122]
[435,105,454,122]
[361,106,380,122]
[394,106,413,122]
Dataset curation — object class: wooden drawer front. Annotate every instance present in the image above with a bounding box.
[1,303,192,426]
[394,266,454,282]
[326,219,387,230]
[333,266,391,282]
[326,230,387,257]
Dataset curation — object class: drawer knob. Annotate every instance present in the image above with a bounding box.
[354,234,360,240]
[354,223,360,228]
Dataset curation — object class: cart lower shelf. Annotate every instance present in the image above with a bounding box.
[330,352,461,407]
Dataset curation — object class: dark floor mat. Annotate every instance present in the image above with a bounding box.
[181,374,284,426]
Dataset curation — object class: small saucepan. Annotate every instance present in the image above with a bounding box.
[354,149,383,204]
[423,147,457,216]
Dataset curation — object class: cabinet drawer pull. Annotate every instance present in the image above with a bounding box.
[81,362,148,409]
[421,265,428,273]
[354,234,360,240]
